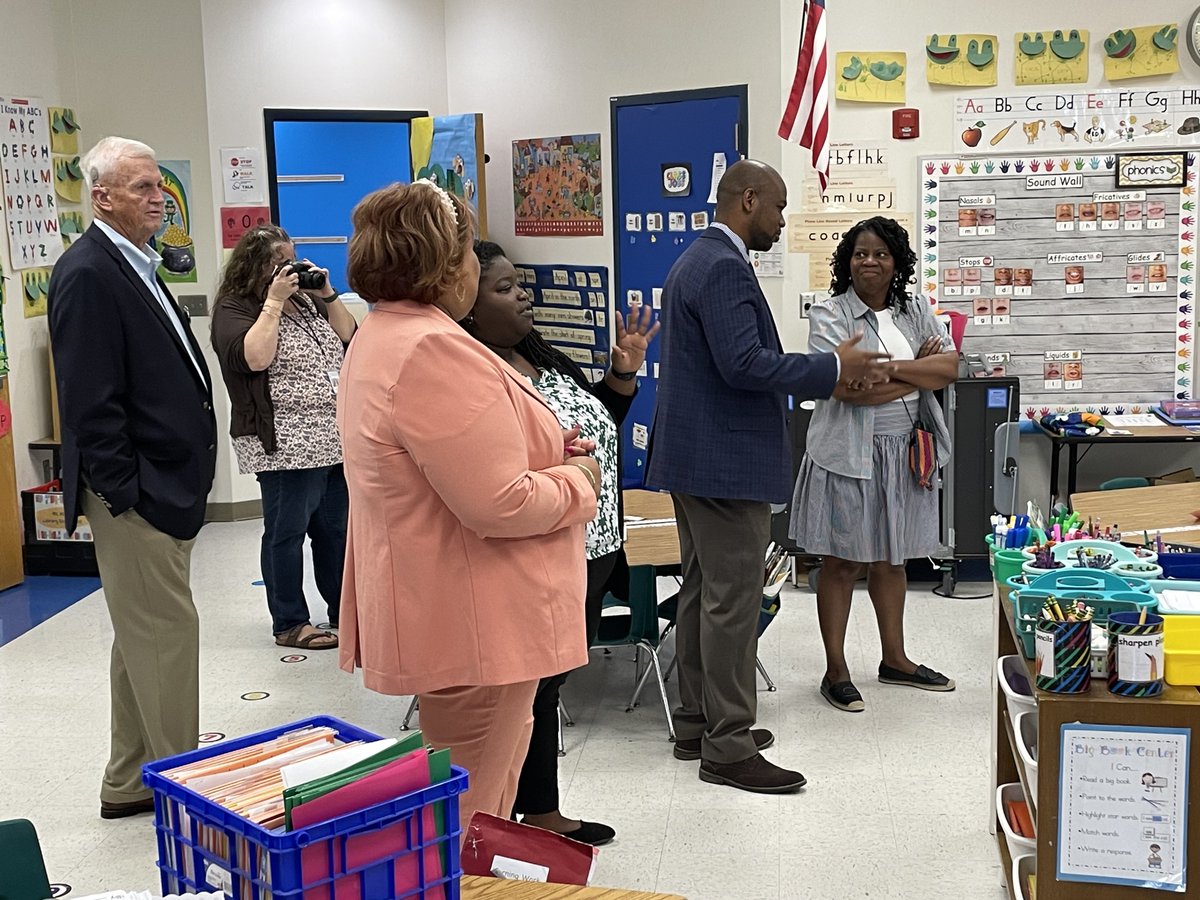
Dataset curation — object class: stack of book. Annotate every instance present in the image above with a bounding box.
[1153,400,1200,425]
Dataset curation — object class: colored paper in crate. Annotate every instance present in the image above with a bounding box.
[284,729,427,826]
[291,748,448,900]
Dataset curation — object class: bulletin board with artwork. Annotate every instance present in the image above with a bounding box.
[514,262,611,386]
[512,135,603,236]
[920,150,1196,416]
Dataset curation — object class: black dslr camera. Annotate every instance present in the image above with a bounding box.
[281,260,327,291]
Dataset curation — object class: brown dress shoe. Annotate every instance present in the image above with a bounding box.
[673,728,775,761]
[699,753,807,794]
[100,797,156,819]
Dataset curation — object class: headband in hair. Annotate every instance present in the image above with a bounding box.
[416,178,458,224]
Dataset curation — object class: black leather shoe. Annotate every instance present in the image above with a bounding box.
[100,797,155,819]
[673,728,775,761]
[699,753,806,794]
[558,820,616,846]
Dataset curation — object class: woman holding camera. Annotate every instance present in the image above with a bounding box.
[211,225,357,649]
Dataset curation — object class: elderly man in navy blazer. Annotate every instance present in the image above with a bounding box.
[647,160,892,794]
[48,136,216,819]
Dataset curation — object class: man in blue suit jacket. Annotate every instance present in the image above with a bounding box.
[646,160,891,794]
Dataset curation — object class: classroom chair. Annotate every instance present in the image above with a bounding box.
[591,565,676,741]
[627,590,777,711]
[0,818,53,900]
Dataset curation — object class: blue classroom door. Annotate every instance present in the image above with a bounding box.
[269,119,414,292]
[611,87,747,487]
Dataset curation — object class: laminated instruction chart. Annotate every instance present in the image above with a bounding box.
[921,150,1197,414]
[1058,724,1189,892]
[514,263,610,384]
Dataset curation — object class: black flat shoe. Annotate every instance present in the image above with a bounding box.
[557,820,616,846]
[820,676,865,712]
[878,662,956,692]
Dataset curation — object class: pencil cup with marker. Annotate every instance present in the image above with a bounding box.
[1034,598,1092,693]
[1106,610,1165,697]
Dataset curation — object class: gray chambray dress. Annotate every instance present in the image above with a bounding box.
[789,290,953,566]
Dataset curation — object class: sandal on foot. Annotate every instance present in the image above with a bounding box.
[275,624,338,650]
[878,663,955,692]
[820,676,865,712]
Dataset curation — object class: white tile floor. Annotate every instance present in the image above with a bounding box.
[0,520,1008,900]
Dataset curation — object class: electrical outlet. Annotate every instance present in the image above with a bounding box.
[178,295,209,317]
[799,291,816,318]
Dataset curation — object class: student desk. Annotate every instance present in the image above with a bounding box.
[1070,481,1200,546]
[622,490,679,568]
[1036,421,1200,510]
[461,875,686,899]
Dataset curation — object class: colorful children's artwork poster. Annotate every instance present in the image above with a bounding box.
[58,210,84,248]
[155,161,197,283]
[21,268,50,318]
[835,52,906,104]
[0,96,64,269]
[53,155,82,204]
[1103,25,1180,81]
[926,34,998,86]
[411,113,487,234]
[1014,29,1089,85]
[48,106,79,155]
[513,134,603,236]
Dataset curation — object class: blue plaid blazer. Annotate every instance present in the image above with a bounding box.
[645,228,838,503]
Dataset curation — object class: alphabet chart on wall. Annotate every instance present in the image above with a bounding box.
[921,150,1196,417]
[0,96,63,269]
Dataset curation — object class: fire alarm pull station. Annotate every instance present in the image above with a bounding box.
[892,108,919,140]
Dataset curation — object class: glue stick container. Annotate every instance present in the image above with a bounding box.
[1106,611,1165,697]
[1034,619,1091,693]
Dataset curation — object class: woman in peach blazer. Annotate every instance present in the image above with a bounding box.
[337,181,600,832]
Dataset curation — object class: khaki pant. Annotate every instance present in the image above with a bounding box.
[418,680,539,836]
[82,491,199,803]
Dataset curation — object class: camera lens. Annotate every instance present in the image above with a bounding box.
[286,260,326,291]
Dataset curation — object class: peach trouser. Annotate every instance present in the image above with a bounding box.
[418,680,540,835]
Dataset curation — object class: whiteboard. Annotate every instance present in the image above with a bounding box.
[920,150,1196,417]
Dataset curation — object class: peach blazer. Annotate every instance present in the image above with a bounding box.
[336,300,597,696]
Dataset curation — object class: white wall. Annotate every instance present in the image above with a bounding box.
[61,0,234,503]
[197,0,450,504]
[0,0,75,494]
[779,0,1200,506]
[445,0,783,307]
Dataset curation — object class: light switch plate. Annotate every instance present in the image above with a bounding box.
[179,295,209,317]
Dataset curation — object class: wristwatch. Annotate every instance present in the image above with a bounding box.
[321,291,339,304]
[610,368,637,381]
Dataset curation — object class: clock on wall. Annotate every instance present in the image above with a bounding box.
[1189,6,1200,67]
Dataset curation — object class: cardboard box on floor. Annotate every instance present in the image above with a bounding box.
[1071,481,1200,547]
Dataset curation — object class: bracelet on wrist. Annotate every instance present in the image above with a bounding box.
[574,462,598,489]
[610,368,637,382]
[321,291,339,304]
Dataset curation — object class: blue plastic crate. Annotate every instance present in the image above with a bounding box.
[142,715,466,900]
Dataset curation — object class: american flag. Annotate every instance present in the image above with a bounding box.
[778,0,829,190]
